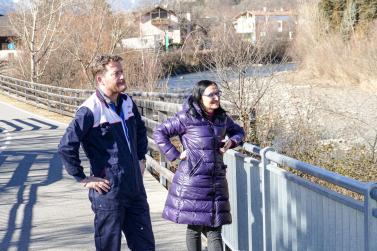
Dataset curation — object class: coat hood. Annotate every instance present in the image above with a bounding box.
[182,95,205,118]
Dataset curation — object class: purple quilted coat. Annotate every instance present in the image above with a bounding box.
[153,97,245,227]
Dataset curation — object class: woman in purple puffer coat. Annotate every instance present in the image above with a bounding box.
[153,80,245,251]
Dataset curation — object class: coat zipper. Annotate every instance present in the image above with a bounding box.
[109,103,140,192]
[208,121,216,226]
[189,153,204,177]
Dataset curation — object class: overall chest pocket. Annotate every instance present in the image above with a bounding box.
[100,123,113,138]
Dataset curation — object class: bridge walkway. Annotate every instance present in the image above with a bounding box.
[0,100,191,251]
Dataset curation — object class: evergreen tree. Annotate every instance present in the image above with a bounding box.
[319,0,377,34]
[358,0,377,29]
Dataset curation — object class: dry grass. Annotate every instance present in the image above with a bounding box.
[293,1,377,91]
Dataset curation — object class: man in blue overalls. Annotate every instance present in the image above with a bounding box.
[58,54,155,251]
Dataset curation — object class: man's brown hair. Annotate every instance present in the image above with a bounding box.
[91,54,123,78]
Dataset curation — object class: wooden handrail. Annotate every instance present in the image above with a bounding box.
[0,74,184,187]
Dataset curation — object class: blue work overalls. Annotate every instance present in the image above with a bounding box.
[58,90,155,251]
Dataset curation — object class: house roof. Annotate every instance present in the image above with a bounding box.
[0,15,16,37]
[143,6,177,17]
[234,11,253,20]
[234,10,297,20]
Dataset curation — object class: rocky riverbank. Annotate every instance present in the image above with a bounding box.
[257,71,377,162]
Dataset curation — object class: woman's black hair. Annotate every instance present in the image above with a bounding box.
[188,80,226,120]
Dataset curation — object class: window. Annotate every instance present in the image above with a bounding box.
[151,11,159,19]
[160,11,167,19]
[277,20,283,32]
[151,9,168,19]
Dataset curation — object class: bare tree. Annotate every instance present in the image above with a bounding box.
[122,49,165,92]
[204,24,289,142]
[9,0,69,82]
[62,0,136,87]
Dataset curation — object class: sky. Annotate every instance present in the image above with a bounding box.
[110,0,164,10]
[109,0,137,11]
[0,0,15,14]
[0,0,145,14]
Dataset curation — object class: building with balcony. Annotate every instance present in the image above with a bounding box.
[0,14,17,60]
[233,9,297,43]
[122,6,181,50]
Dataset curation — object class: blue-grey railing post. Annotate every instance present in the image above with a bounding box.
[244,156,263,251]
[260,147,274,251]
[222,150,248,251]
[365,182,377,251]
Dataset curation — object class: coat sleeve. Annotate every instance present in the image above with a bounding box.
[132,100,148,160]
[226,116,245,148]
[153,112,186,162]
[58,107,94,181]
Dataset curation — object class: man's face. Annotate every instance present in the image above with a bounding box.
[97,61,126,95]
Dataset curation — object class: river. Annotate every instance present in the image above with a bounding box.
[160,63,296,91]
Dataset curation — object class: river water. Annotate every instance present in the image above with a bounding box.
[160,63,296,91]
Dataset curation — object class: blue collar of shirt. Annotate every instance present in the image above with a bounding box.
[97,88,119,107]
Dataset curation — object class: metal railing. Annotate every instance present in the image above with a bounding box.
[222,143,377,251]
[1,75,377,250]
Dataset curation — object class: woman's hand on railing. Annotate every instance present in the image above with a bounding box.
[179,150,187,160]
[220,139,235,154]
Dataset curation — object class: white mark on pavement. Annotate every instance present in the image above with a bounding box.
[0,100,67,127]
[0,132,11,154]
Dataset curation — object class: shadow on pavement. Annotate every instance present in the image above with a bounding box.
[0,131,64,251]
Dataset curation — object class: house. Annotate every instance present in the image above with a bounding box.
[233,9,297,43]
[122,6,181,50]
[0,15,17,60]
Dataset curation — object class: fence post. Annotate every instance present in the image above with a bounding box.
[365,182,377,251]
[260,147,274,251]
[159,155,168,187]
[24,81,27,99]
[221,150,248,250]
[158,110,168,187]
[48,86,52,111]
[32,82,36,100]
[60,89,63,114]
[74,91,80,111]
[244,156,264,251]
[15,79,19,96]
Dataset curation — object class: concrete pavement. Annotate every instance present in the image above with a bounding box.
[0,100,189,251]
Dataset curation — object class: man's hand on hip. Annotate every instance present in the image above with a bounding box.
[81,177,110,194]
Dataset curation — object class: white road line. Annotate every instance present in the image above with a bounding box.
[0,99,66,155]
[0,131,11,154]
